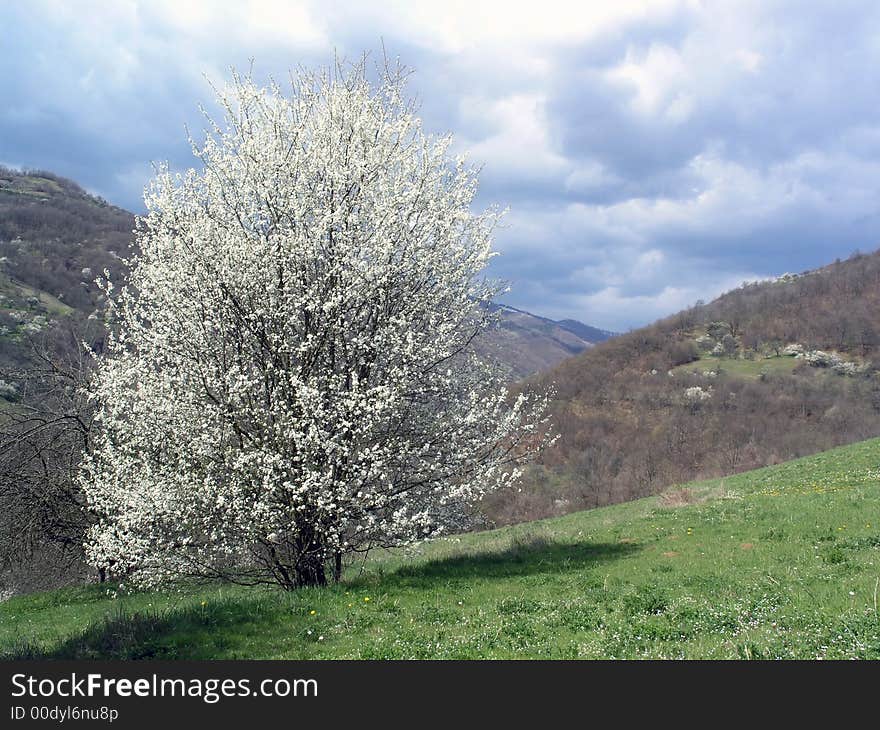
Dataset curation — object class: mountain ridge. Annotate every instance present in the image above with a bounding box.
[485,303,615,377]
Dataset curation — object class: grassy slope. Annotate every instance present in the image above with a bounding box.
[0,273,74,317]
[673,354,800,379]
[2,438,879,659]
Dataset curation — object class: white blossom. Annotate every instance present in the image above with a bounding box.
[801,349,867,376]
[684,386,712,402]
[0,379,17,400]
[694,334,715,351]
[81,61,553,590]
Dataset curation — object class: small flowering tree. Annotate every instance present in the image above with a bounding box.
[81,61,553,590]
[684,386,712,404]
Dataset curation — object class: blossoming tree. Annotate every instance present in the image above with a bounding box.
[81,61,553,589]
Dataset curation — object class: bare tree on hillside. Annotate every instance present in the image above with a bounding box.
[0,326,96,592]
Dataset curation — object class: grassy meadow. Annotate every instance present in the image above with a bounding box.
[673,354,800,379]
[2,437,879,659]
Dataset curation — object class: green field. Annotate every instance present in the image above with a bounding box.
[0,273,74,318]
[674,355,799,379]
[2,438,879,659]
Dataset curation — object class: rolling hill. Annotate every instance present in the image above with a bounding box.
[489,249,880,525]
[2,437,878,659]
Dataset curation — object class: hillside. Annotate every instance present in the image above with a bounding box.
[3,437,878,659]
[0,168,132,310]
[483,250,880,524]
[485,304,614,377]
[0,167,132,379]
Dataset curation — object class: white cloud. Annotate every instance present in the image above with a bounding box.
[456,93,570,184]
[522,270,766,331]
[145,0,327,48]
[4,0,880,331]
[607,43,690,119]
[564,160,621,194]
[322,0,685,53]
[734,48,762,73]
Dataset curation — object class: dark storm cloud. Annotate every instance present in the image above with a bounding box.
[3,1,880,330]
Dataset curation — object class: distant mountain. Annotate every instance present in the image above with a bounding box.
[555,318,617,344]
[482,304,615,378]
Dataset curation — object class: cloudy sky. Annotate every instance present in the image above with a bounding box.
[3,1,880,330]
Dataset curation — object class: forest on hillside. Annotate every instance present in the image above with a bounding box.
[486,251,880,525]
[0,166,132,311]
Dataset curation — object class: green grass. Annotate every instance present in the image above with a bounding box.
[0,175,63,198]
[0,273,74,317]
[2,438,880,659]
[674,355,799,379]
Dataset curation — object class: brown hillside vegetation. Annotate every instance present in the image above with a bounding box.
[0,167,131,376]
[0,166,132,313]
[480,305,613,378]
[485,251,880,525]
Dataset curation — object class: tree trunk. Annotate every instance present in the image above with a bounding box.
[333,551,343,583]
[294,551,327,588]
